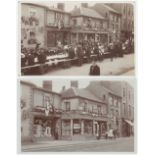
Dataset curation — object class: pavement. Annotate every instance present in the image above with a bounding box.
[44,53,135,76]
[21,137,134,152]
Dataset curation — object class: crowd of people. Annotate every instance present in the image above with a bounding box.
[21,39,134,67]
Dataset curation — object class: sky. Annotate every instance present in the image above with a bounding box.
[22,78,135,93]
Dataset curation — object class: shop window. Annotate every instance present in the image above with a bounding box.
[73,120,81,134]
[84,121,92,134]
[62,120,70,136]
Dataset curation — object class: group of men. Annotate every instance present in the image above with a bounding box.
[21,39,133,69]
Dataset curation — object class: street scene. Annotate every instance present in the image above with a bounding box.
[20,79,135,152]
[20,2,135,75]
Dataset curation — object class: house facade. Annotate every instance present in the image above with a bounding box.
[70,4,109,44]
[107,3,134,41]
[87,81,122,136]
[21,3,71,49]
[91,4,121,43]
[20,81,62,142]
[61,85,108,140]
[95,81,134,137]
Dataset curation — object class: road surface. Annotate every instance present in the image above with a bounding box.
[44,54,134,76]
[22,137,134,152]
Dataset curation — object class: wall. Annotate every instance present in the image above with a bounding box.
[61,97,107,115]
[46,10,55,26]
[21,4,45,48]
[71,17,83,27]
[108,93,121,130]
[20,83,34,142]
[61,98,79,110]
[46,10,70,27]
[121,82,134,120]
[33,89,61,109]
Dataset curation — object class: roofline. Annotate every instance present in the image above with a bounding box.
[33,87,61,96]
[21,2,48,9]
[20,80,36,87]
[103,4,122,15]
[62,96,106,104]
[21,2,71,14]
[71,14,104,20]
[87,83,122,98]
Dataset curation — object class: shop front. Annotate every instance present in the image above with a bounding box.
[46,27,71,47]
[61,113,108,140]
[21,107,62,143]
[121,118,134,137]
[33,114,61,141]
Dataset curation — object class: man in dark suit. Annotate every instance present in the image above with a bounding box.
[89,59,100,75]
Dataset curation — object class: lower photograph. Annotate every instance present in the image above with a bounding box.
[18,78,136,153]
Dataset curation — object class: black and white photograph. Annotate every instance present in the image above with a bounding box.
[20,1,135,76]
[19,79,135,152]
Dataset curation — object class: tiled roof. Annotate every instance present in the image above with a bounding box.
[71,7,104,19]
[34,87,60,96]
[22,2,70,14]
[102,4,121,14]
[87,81,122,98]
[21,80,60,95]
[20,80,36,87]
[61,87,104,103]
[92,3,121,15]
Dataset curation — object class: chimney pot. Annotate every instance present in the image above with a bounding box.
[42,81,52,91]
[81,3,88,8]
[71,81,78,88]
[57,3,65,11]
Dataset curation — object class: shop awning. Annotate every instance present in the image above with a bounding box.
[125,119,134,126]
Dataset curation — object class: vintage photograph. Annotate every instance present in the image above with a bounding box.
[20,1,135,76]
[19,79,135,152]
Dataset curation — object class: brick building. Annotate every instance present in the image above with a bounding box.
[91,4,121,43]
[95,81,134,137]
[107,3,134,41]
[20,80,134,142]
[20,81,62,142]
[60,81,108,140]
[21,3,71,49]
[70,4,109,44]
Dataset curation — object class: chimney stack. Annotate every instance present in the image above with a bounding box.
[71,81,78,88]
[81,3,88,8]
[57,3,65,11]
[43,81,52,91]
[62,86,66,92]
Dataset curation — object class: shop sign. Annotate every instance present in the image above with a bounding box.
[73,123,80,129]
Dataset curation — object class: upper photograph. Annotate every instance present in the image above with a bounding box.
[20,1,135,76]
